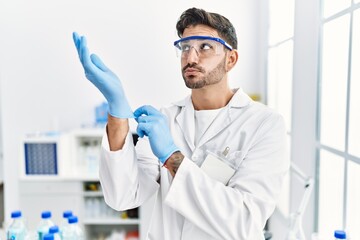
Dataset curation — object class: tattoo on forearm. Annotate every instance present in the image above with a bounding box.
[166,151,184,176]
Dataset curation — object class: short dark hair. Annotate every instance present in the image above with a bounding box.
[176,7,238,50]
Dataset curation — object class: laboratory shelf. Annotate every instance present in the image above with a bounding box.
[18,129,146,239]
[83,191,103,197]
[83,218,140,225]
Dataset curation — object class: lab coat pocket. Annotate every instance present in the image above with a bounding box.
[200,151,237,185]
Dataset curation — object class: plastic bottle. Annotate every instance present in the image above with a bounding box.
[334,230,346,239]
[48,226,61,240]
[42,234,54,240]
[62,216,84,240]
[6,211,27,240]
[24,231,38,240]
[59,210,72,238]
[37,211,54,240]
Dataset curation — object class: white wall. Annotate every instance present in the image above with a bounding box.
[0,0,262,223]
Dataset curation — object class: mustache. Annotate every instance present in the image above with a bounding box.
[182,63,205,73]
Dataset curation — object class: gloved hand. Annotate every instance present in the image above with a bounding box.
[134,105,179,163]
[72,32,134,118]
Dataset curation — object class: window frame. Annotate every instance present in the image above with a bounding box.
[316,1,360,235]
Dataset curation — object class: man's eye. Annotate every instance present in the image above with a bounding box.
[200,43,212,50]
[181,45,191,51]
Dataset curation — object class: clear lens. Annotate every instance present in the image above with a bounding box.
[175,38,225,58]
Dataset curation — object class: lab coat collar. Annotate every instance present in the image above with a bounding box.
[174,97,196,151]
[173,88,253,150]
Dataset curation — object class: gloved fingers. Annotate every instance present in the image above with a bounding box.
[135,115,145,123]
[136,122,151,138]
[79,36,91,66]
[72,32,81,54]
[79,37,103,77]
[73,32,86,66]
[73,33,86,63]
[90,54,110,72]
[74,33,98,80]
[136,130,146,138]
[134,105,161,118]
[79,38,109,79]
[136,115,161,125]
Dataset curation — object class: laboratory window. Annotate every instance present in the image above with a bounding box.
[317,2,360,239]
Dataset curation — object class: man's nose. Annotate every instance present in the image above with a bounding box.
[185,46,199,63]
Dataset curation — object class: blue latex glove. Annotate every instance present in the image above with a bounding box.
[72,32,134,118]
[134,105,179,163]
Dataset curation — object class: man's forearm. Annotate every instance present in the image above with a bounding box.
[165,151,184,177]
[106,114,130,151]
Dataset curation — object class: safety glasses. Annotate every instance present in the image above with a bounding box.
[173,36,232,58]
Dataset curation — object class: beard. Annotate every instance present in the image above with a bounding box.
[182,56,227,89]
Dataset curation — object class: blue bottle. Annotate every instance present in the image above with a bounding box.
[6,211,27,240]
[59,211,73,238]
[42,234,54,240]
[62,216,84,240]
[37,211,54,240]
[48,226,61,240]
[334,230,346,239]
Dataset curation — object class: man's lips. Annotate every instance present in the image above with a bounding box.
[185,67,199,72]
[184,68,201,76]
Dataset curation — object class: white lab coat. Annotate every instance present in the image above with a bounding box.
[99,89,289,240]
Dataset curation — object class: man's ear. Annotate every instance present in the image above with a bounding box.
[225,49,238,72]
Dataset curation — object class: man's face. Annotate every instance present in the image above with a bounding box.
[180,25,228,89]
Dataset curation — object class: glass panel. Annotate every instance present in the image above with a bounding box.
[276,135,292,216]
[267,47,278,109]
[346,161,360,240]
[322,0,351,18]
[348,10,360,157]
[318,150,344,239]
[266,41,293,132]
[320,15,349,150]
[268,0,295,45]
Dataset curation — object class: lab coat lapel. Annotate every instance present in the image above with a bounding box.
[175,96,196,151]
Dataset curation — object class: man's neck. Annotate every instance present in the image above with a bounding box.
[191,84,234,110]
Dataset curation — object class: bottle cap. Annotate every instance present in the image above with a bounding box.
[41,211,51,219]
[63,210,73,218]
[334,230,346,239]
[43,233,54,240]
[11,211,22,218]
[49,225,59,234]
[68,216,78,224]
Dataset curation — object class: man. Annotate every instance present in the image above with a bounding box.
[73,7,288,240]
